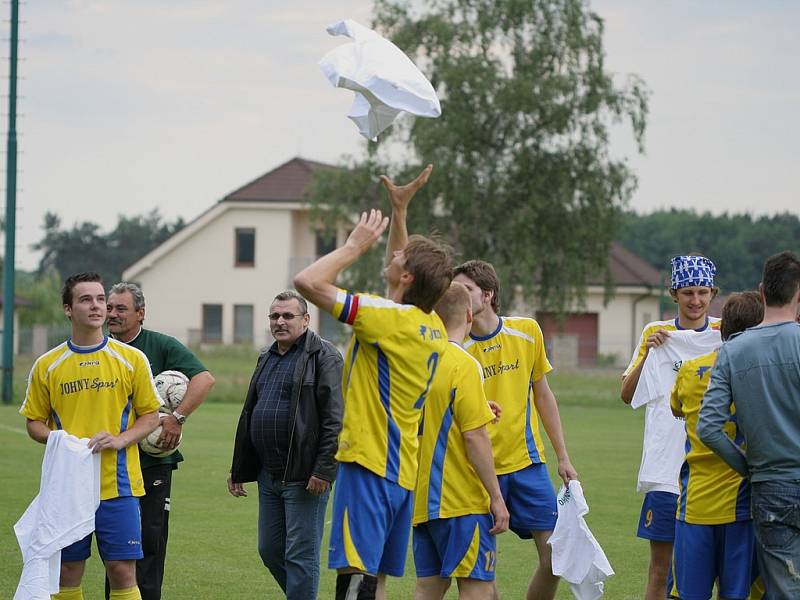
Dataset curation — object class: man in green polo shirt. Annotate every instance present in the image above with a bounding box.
[106,282,216,600]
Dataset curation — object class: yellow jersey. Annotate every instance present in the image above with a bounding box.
[333,289,450,491]
[20,337,162,500]
[670,351,750,524]
[623,317,722,377]
[463,317,552,475]
[414,341,495,525]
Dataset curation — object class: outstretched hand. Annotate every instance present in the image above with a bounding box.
[379,164,433,213]
[345,209,389,254]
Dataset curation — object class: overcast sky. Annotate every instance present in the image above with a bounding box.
[3,0,798,270]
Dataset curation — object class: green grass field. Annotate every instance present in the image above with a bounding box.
[0,357,651,599]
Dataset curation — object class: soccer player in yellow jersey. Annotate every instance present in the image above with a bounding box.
[294,168,453,600]
[620,255,720,600]
[20,273,161,600]
[413,281,509,600]
[453,260,578,600]
[670,291,764,600]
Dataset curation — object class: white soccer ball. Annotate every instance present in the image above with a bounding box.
[154,370,189,412]
[139,414,182,457]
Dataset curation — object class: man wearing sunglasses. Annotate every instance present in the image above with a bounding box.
[229,290,344,600]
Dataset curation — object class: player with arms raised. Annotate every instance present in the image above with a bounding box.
[293,166,452,600]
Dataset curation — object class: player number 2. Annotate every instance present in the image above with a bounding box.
[414,352,439,409]
[484,550,496,572]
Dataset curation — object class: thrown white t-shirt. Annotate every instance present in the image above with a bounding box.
[549,481,614,600]
[319,19,441,140]
[632,329,721,494]
[14,430,101,600]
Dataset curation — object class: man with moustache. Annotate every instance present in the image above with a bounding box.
[106,282,216,600]
[229,290,344,600]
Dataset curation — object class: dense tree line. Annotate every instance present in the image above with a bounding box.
[619,209,800,294]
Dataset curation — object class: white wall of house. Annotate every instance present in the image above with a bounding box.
[126,202,325,348]
[581,286,661,365]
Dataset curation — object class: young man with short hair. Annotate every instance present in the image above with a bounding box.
[670,291,764,600]
[20,273,161,600]
[621,255,721,600]
[413,281,509,600]
[699,251,800,598]
[453,260,578,600]
[294,168,453,600]
[106,282,215,600]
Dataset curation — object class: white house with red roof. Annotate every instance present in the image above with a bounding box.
[125,156,662,365]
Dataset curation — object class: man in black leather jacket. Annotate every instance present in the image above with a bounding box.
[228,290,343,600]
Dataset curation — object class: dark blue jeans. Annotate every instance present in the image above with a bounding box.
[751,480,800,599]
[257,470,329,600]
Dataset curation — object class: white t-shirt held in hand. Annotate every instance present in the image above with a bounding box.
[549,480,614,600]
[14,430,101,600]
[631,329,721,494]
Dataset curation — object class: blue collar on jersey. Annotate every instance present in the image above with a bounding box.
[674,316,710,332]
[469,316,504,342]
[67,335,109,354]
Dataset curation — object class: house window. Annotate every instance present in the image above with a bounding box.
[235,228,255,266]
[234,304,254,344]
[315,231,336,257]
[202,304,223,343]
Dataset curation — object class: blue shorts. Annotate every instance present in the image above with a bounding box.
[497,463,557,538]
[637,491,677,542]
[61,496,143,562]
[673,520,755,600]
[413,514,497,581]
[328,462,413,577]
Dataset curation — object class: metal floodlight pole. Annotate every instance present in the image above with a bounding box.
[2,0,20,404]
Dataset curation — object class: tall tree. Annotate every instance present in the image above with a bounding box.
[309,0,648,311]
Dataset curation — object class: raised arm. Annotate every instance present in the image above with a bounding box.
[380,164,433,268]
[294,210,389,313]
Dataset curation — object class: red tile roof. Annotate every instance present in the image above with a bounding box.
[587,243,663,287]
[222,157,338,202]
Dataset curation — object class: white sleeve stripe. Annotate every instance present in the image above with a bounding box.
[45,345,73,375]
[500,326,535,344]
[101,344,134,371]
[357,295,410,310]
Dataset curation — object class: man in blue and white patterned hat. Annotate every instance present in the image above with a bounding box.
[620,255,721,600]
